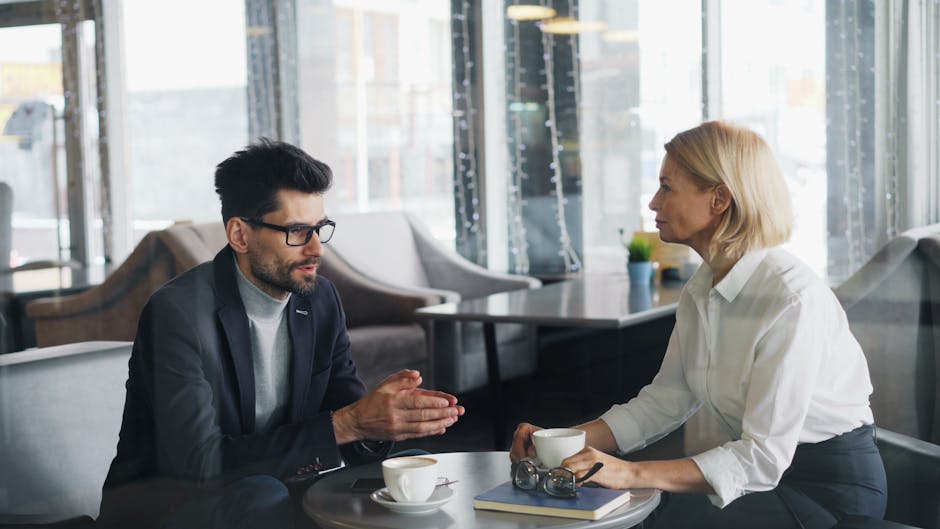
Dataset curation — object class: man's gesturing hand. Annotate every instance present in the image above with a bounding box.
[332,370,465,444]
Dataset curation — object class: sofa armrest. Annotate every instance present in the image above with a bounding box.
[878,426,940,459]
[876,427,940,529]
[833,234,918,310]
[0,341,132,366]
[834,515,923,529]
[319,248,455,328]
[407,213,541,299]
[25,234,168,319]
[0,514,95,528]
[920,232,940,267]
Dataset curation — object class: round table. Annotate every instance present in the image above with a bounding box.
[303,451,661,529]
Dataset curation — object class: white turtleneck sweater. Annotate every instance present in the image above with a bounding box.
[234,258,293,433]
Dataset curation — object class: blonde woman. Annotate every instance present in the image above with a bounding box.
[511,121,886,529]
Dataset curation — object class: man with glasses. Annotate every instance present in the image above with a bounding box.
[98,139,464,529]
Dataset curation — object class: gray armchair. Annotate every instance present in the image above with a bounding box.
[833,223,940,444]
[316,246,435,389]
[328,211,542,394]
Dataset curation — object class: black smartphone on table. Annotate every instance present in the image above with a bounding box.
[349,477,385,493]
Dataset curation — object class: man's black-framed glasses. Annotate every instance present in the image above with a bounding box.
[510,458,603,498]
[240,217,336,246]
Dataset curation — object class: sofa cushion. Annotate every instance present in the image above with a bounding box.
[452,321,536,392]
[347,324,427,390]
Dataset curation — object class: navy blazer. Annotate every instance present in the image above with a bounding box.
[100,246,369,525]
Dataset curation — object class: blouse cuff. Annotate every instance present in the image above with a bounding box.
[690,446,748,508]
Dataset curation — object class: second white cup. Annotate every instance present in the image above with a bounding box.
[532,428,586,468]
[381,456,438,503]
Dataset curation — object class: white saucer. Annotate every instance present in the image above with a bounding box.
[370,486,455,514]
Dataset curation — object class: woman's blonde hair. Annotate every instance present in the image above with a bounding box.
[664,121,792,260]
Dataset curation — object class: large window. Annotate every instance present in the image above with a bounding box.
[3,0,457,271]
[296,0,456,242]
[122,0,249,240]
[483,0,834,277]
[0,24,68,267]
[0,0,913,288]
[580,0,702,273]
[719,1,827,275]
[0,7,102,290]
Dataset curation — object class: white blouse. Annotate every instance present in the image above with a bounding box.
[600,247,874,508]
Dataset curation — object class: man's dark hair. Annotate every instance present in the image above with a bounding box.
[214,138,333,222]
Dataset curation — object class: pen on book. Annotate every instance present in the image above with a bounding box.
[577,462,603,484]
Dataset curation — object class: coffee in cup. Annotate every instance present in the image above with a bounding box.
[532,428,586,468]
[381,456,438,503]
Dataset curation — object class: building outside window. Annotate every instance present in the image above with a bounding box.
[297,0,456,243]
[122,0,249,241]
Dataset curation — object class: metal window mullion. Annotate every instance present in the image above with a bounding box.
[246,0,299,143]
[701,0,721,120]
[246,0,278,140]
[96,0,130,265]
[352,8,369,210]
[60,0,90,267]
[481,0,506,272]
[275,0,299,144]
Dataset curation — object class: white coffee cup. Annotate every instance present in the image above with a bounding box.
[532,428,586,468]
[381,456,439,503]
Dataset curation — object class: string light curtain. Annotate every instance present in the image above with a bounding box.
[827,0,940,282]
[503,0,583,276]
[451,0,486,265]
[880,0,940,234]
[826,0,877,282]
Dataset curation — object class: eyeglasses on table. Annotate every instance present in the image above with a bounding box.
[510,458,603,498]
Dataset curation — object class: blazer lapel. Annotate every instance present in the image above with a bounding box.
[213,248,256,433]
[287,293,315,421]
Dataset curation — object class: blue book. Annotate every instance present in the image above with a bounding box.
[473,481,633,520]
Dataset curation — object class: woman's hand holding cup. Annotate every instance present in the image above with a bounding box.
[532,428,586,468]
[510,422,543,462]
[512,423,588,470]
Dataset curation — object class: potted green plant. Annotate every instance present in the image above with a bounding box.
[619,229,653,284]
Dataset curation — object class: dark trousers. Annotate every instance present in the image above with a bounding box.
[641,425,887,529]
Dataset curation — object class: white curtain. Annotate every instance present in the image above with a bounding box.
[879,0,940,234]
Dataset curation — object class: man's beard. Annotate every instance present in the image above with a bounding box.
[247,248,319,297]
